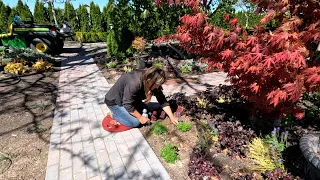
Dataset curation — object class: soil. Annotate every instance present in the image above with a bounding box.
[139,115,198,180]
[0,68,60,180]
[93,54,217,85]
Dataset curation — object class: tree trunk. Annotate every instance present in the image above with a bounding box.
[245,13,248,28]
[50,0,58,27]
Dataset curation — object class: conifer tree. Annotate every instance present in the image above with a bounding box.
[48,4,63,25]
[16,0,33,21]
[101,6,109,32]
[90,2,103,32]
[64,1,78,31]
[0,1,7,29]
[8,8,17,24]
[77,4,90,32]
[34,0,49,24]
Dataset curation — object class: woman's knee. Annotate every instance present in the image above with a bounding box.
[109,106,140,127]
[131,120,141,127]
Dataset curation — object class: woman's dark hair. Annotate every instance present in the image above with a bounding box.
[143,66,166,103]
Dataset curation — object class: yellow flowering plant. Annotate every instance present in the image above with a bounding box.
[4,62,27,74]
[32,58,53,71]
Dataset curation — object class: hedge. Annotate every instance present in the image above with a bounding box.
[73,32,108,43]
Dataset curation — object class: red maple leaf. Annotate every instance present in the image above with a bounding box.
[290,51,306,68]
[247,36,258,47]
[250,83,260,94]
[208,32,215,42]
[229,32,238,44]
[223,14,230,21]
[295,111,305,119]
[229,18,238,27]
[203,25,211,34]
[221,49,234,60]
[263,57,275,69]
[236,42,246,50]
[283,80,303,102]
[180,33,191,42]
[213,62,223,69]
[269,90,288,107]
[260,10,276,24]
[292,106,305,119]
[252,53,263,63]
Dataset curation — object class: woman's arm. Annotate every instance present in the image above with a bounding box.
[153,87,178,124]
[130,110,150,124]
[162,105,178,124]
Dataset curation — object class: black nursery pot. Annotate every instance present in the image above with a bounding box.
[0,64,4,72]
[300,133,320,180]
[135,54,149,69]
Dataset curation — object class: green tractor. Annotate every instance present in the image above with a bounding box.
[0,16,74,55]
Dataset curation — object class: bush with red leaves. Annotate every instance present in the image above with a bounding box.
[188,148,222,180]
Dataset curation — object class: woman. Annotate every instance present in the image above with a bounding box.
[103,66,179,132]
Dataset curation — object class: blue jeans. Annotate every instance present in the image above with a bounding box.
[107,102,161,127]
[108,106,141,127]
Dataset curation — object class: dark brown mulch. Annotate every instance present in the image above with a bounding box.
[0,68,60,180]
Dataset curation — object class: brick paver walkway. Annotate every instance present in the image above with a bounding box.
[45,56,170,180]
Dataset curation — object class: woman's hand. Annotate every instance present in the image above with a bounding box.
[138,116,150,124]
[170,116,179,125]
[162,105,179,125]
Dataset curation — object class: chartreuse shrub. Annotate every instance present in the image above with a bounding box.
[153,122,167,135]
[4,62,27,74]
[176,122,192,132]
[196,97,208,109]
[106,61,117,68]
[123,66,133,73]
[32,58,53,71]
[153,59,163,68]
[248,137,284,172]
[160,143,179,164]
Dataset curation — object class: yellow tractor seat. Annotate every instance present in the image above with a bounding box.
[0,24,13,38]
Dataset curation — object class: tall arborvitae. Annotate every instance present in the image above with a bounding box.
[48,4,63,25]
[16,0,33,21]
[0,1,7,29]
[64,1,78,31]
[77,4,90,32]
[55,8,63,25]
[105,0,118,57]
[34,0,49,24]
[90,2,103,32]
[8,8,17,24]
[101,5,109,32]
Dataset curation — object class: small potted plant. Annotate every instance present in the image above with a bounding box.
[132,37,149,69]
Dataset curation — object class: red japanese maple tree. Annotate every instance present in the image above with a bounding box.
[155,0,320,119]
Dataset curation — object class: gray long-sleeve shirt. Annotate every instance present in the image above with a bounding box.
[104,70,169,112]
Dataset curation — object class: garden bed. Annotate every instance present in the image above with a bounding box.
[93,54,217,84]
[94,53,318,179]
[0,67,60,179]
[139,116,198,180]
[156,87,317,180]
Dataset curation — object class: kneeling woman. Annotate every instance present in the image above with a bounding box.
[103,66,178,131]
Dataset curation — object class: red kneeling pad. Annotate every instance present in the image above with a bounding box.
[102,115,132,132]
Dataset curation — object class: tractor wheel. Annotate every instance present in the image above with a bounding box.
[53,39,64,55]
[30,38,52,54]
